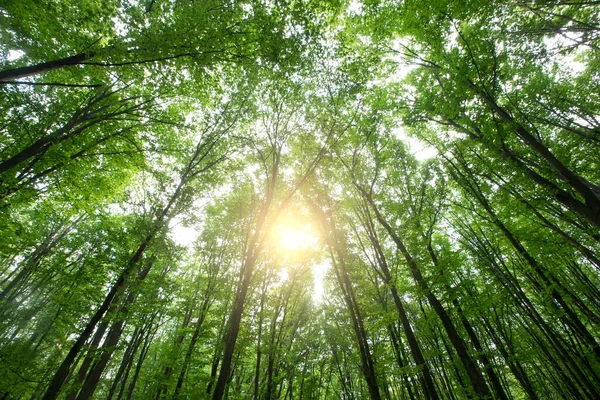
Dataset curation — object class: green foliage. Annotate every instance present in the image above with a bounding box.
[1,1,599,399]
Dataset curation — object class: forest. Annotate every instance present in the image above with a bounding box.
[0,0,599,399]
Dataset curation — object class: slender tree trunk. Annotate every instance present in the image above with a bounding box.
[211,249,257,400]
[65,320,111,400]
[1,130,128,199]
[441,115,600,227]
[508,187,600,271]
[465,225,600,398]
[172,293,212,399]
[0,88,146,180]
[75,257,156,400]
[41,225,164,400]
[42,273,130,400]
[0,219,77,303]
[482,318,539,400]
[456,303,508,400]
[466,78,600,221]
[360,189,492,398]
[40,146,206,398]
[157,304,194,399]
[425,240,509,400]
[76,319,127,400]
[357,205,439,400]
[206,310,229,396]
[315,200,382,400]
[449,156,600,362]
[124,322,156,400]
[253,280,267,399]
[107,325,144,400]
[0,53,94,82]
[212,163,276,400]
[386,324,417,400]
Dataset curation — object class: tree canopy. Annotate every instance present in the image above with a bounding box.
[1,1,599,399]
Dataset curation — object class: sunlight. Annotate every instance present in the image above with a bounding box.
[270,217,324,302]
[311,260,330,303]
[279,224,316,250]
[169,217,199,247]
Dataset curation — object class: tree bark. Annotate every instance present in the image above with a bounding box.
[359,188,492,398]
[0,53,93,82]
[314,199,382,400]
[356,204,439,400]
[172,293,213,399]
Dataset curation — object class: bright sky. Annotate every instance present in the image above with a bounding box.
[392,126,438,160]
[169,217,199,247]
[272,220,327,302]
[6,49,24,61]
[277,223,318,251]
[311,260,330,303]
[169,214,328,302]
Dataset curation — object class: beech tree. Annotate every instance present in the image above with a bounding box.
[1,1,599,399]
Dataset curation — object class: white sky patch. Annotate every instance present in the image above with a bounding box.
[6,49,24,61]
[282,166,295,178]
[107,203,125,215]
[386,63,417,84]
[214,183,233,197]
[243,162,262,188]
[241,3,253,15]
[277,268,289,285]
[332,183,343,197]
[169,216,200,247]
[561,54,586,75]
[544,30,583,52]
[543,33,588,77]
[392,127,438,160]
[311,260,330,303]
[112,15,129,37]
[373,38,418,86]
[446,26,460,52]
[347,0,363,16]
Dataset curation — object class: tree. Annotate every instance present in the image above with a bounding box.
[1,1,599,399]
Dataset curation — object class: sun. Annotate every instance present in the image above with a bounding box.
[280,226,312,250]
[275,222,318,251]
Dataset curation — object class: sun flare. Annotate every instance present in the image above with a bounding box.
[276,223,317,251]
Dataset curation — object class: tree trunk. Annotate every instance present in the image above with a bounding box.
[360,189,492,398]
[172,293,212,399]
[76,319,126,400]
[0,53,93,82]
[449,155,600,362]
[357,204,439,400]
[124,321,156,400]
[0,219,77,303]
[315,200,382,400]
[386,324,417,400]
[464,224,600,398]
[212,251,256,400]
[424,239,509,400]
[253,280,267,399]
[65,320,111,400]
[466,78,600,222]
[106,325,144,400]
[41,224,163,400]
